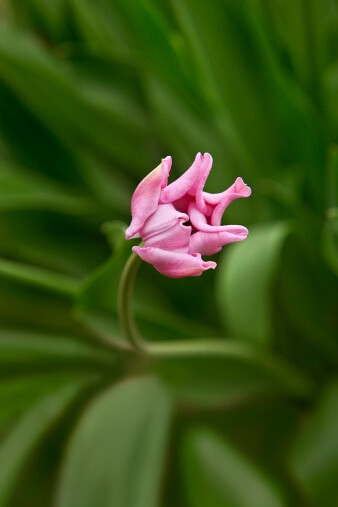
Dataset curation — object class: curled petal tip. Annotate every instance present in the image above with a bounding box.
[125,226,138,240]
[234,177,251,197]
[161,156,172,188]
[195,152,205,164]
[161,155,172,170]
[224,224,249,237]
[202,152,213,162]
[235,226,249,238]
[199,258,217,270]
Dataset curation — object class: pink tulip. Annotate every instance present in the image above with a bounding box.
[126,153,251,278]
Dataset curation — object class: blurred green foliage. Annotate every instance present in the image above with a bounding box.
[0,0,337,506]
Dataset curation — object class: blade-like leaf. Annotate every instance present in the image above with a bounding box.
[0,379,89,507]
[150,340,311,407]
[68,0,130,52]
[182,429,285,507]
[322,145,338,276]
[76,222,129,312]
[0,161,93,215]
[0,210,109,277]
[217,222,289,346]
[0,28,149,171]
[290,381,338,507]
[0,257,78,297]
[323,62,338,136]
[57,377,172,507]
[0,330,115,368]
[145,75,237,184]
[8,0,69,43]
[323,213,338,277]
[0,372,88,430]
[113,0,194,97]
[171,0,279,169]
[267,0,328,94]
[278,235,338,370]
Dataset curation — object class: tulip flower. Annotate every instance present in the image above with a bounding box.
[126,153,251,278]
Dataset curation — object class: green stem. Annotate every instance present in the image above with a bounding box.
[117,253,145,353]
[117,252,256,357]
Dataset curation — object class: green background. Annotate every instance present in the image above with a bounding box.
[0,0,337,506]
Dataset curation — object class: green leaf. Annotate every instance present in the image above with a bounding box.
[171,0,279,170]
[0,161,93,215]
[268,0,328,94]
[243,0,324,184]
[322,145,338,276]
[0,257,78,297]
[113,0,194,96]
[0,80,83,185]
[75,154,131,211]
[290,381,338,507]
[8,0,69,43]
[73,222,132,349]
[322,213,338,277]
[182,429,285,507]
[323,62,338,135]
[57,377,172,507]
[76,222,129,312]
[0,210,109,277]
[151,340,311,407]
[145,75,236,184]
[217,222,289,346]
[0,27,149,171]
[0,372,87,430]
[68,0,130,52]
[0,330,114,368]
[73,309,128,350]
[278,236,338,371]
[0,379,88,507]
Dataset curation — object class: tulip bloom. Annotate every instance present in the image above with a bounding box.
[126,153,251,278]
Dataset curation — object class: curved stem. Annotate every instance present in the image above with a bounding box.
[117,252,253,357]
[117,252,145,353]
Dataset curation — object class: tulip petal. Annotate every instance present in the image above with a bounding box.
[189,228,249,256]
[126,157,172,239]
[203,177,251,206]
[159,153,203,204]
[188,202,249,235]
[132,246,216,278]
[172,194,194,214]
[144,221,191,252]
[192,153,213,214]
[141,204,191,252]
[188,202,225,232]
[210,179,251,226]
[202,177,251,226]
